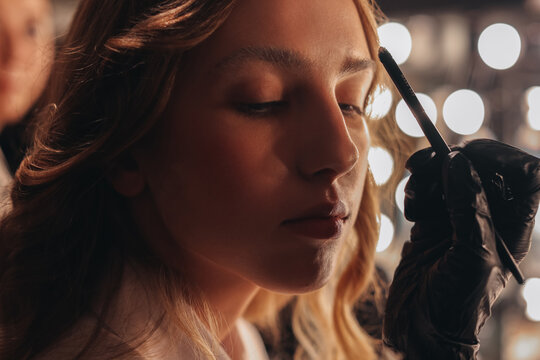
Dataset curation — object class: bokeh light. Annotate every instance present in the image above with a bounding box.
[509,334,540,360]
[368,147,394,186]
[395,175,410,214]
[478,23,521,70]
[376,214,395,252]
[525,86,540,131]
[526,109,540,131]
[366,86,393,120]
[395,93,437,137]
[522,278,540,322]
[443,89,485,135]
[377,22,412,65]
[526,305,540,322]
[526,86,540,107]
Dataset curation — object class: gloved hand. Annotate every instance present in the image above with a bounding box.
[382,139,540,360]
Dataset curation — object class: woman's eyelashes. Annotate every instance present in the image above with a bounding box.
[235,101,287,117]
[235,101,364,118]
[339,103,364,117]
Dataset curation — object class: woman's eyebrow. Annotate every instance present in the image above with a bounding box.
[214,46,375,75]
[340,57,376,76]
[215,46,311,71]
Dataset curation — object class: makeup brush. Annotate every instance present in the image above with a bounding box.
[378,46,525,285]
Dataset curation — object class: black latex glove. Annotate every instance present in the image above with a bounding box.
[383,139,540,360]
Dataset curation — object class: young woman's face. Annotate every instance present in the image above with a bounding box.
[136,0,375,293]
[0,0,54,126]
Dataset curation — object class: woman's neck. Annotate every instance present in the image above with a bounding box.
[180,249,260,339]
[129,191,260,339]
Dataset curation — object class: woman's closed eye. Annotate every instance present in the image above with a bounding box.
[339,103,364,118]
[236,101,287,117]
[235,101,364,119]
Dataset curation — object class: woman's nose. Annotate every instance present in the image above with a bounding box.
[0,25,30,68]
[0,27,16,67]
[296,100,361,182]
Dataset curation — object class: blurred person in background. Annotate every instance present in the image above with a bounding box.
[0,0,55,189]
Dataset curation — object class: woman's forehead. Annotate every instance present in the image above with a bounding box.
[183,0,371,74]
[0,0,51,22]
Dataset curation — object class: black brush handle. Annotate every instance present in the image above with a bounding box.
[378,47,451,155]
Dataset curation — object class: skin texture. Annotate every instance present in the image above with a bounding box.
[114,0,374,354]
[0,0,54,128]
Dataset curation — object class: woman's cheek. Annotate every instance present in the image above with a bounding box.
[182,118,281,206]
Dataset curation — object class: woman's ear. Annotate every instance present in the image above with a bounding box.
[107,154,146,197]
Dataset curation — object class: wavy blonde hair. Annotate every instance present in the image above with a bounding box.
[0,0,385,359]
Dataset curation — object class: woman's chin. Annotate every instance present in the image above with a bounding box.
[251,260,336,295]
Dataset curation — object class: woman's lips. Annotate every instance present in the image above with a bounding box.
[281,216,344,239]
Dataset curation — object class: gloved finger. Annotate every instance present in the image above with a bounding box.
[403,145,473,225]
[424,151,504,337]
[404,148,446,222]
[461,139,540,261]
[405,145,461,174]
[404,174,447,223]
[442,151,495,252]
[405,147,438,174]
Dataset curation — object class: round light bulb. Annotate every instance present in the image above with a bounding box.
[366,86,393,120]
[395,93,437,138]
[443,89,485,135]
[526,87,540,131]
[523,278,540,322]
[526,86,540,108]
[523,278,540,302]
[378,22,412,65]
[376,214,394,252]
[395,175,410,214]
[526,304,540,322]
[478,23,521,70]
[528,108,540,131]
[368,147,394,186]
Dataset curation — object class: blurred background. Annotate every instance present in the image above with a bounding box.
[370,1,540,360]
[51,0,540,359]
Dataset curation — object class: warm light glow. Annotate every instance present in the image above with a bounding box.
[395,175,410,214]
[395,93,437,137]
[478,23,521,70]
[376,214,394,252]
[368,147,394,186]
[378,22,412,65]
[522,278,540,322]
[366,86,393,120]
[443,89,485,135]
[526,87,540,131]
[511,334,540,360]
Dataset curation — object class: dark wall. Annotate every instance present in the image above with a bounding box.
[376,0,524,14]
